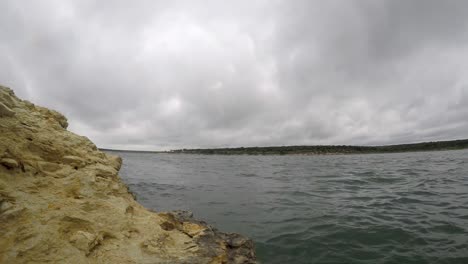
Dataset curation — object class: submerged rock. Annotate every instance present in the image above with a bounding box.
[0,85,256,263]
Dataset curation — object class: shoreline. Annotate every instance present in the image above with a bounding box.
[0,85,256,263]
[102,146,468,156]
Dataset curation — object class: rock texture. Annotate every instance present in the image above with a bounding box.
[0,85,256,264]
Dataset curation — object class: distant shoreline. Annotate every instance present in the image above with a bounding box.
[100,148,166,154]
[100,138,468,155]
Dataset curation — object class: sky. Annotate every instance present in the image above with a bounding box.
[1,0,468,150]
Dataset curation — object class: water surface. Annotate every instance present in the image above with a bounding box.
[114,149,468,263]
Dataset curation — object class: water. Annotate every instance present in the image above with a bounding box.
[113,149,468,263]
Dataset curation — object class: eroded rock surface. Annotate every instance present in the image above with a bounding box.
[0,85,256,264]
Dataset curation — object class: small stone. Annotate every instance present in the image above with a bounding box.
[226,234,249,247]
[0,102,15,117]
[1,158,18,169]
[171,210,194,222]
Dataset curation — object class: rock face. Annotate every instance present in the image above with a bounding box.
[0,85,256,264]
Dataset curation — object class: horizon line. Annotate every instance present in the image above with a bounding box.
[99,137,468,153]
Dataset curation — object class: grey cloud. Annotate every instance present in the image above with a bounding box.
[0,0,467,150]
[361,0,468,60]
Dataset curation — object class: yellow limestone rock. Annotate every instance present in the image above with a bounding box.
[0,85,256,264]
[0,102,15,117]
[0,158,18,169]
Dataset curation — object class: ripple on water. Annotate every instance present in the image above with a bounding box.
[114,149,468,264]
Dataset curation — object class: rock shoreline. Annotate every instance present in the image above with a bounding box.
[0,85,256,263]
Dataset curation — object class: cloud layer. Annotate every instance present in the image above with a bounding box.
[1,0,468,150]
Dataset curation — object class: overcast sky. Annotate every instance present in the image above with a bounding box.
[1,0,468,150]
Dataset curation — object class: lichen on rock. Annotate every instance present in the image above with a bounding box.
[0,85,256,264]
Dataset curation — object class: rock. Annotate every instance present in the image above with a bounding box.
[93,163,118,178]
[69,231,103,255]
[0,85,256,263]
[0,102,15,117]
[171,210,194,221]
[182,222,206,237]
[62,155,86,168]
[50,109,68,129]
[107,155,122,171]
[226,233,250,247]
[0,206,25,221]
[0,200,14,213]
[0,158,18,169]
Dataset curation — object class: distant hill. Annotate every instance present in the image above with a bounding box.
[167,139,468,155]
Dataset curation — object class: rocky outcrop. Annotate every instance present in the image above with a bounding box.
[0,85,256,264]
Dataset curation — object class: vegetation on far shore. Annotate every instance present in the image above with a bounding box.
[166,139,468,155]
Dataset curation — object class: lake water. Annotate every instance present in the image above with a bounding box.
[113,149,468,263]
